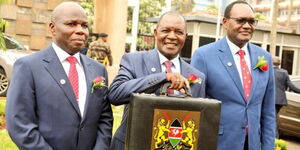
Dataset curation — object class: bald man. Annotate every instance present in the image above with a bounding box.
[6,2,113,150]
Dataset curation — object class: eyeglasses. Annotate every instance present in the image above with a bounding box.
[228,17,258,26]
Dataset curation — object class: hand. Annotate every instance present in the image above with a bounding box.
[166,73,190,92]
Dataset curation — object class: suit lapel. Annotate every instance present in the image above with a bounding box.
[80,55,93,121]
[43,46,81,117]
[143,49,162,74]
[217,38,246,100]
[248,44,260,103]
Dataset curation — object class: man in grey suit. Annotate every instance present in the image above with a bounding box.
[5,2,113,150]
[273,56,300,138]
[108,12,205,150]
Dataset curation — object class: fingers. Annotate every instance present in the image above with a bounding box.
[166,73,187,91]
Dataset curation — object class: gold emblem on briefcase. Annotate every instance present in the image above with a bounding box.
[151,109,200,150]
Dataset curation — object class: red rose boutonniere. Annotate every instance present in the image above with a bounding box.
[91,76,107,93]
[253,56,268,71]
[188,74,202,84]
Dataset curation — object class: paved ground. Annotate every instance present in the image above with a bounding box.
[283,136,300,150]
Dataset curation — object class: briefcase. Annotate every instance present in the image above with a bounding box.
[125,85,221,150]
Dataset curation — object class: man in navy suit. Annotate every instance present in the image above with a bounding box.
[6,2,113,150]
[273,56,300,138]
[191,1,275,150]
[108,12,205,150]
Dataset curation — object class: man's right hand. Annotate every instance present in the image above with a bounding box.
[166,73,190,93]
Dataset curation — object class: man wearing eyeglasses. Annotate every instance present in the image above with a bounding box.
[191,1,275,150]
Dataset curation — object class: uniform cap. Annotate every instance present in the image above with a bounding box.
[98,33,108,37]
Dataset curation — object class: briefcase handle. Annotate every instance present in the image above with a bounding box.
[160,82,192,97]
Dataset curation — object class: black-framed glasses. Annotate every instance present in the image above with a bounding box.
[228,17,258,26]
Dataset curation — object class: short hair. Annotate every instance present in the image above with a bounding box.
[156,11,186,31]
[224,0,254,18]
[272,56,281,66]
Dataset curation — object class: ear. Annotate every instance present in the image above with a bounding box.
[154,28,157,37]
[222,17,228,30]
[49,22,56,36]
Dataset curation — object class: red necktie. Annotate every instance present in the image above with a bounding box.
[164,61,174,94]
[238,50,252,135]
[238,50,252,101]
[66,56,79,100]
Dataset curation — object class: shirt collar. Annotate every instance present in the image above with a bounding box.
[156,49,180,70]
[226,36,249,55]
[52,42,81,65]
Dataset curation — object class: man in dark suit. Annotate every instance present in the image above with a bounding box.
[5,2,113,150]
[273,56,300,113]
[191,1,275,150]
[273,56,300,138]
[108,12,205,150]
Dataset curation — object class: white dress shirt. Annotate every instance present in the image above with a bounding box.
[52,43,87,117]
[226,37,251,86]
[157,50,181,73]
[157,49,181,94]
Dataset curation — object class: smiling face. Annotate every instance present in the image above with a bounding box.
[223,3,255,48]
[154,13,187,60]
[49,2,89,55]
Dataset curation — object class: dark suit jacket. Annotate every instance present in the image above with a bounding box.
[274,66,300,105]
[6,46,113,150]
[108,49,205,148]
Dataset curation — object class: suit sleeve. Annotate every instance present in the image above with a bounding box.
[286,70,300,93]
[191,48,207,97]
[108,54,167,105]
[260,57,276,150]
[93,68,113,150]
[5,59,53,150]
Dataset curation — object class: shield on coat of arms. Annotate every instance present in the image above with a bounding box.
[168,119,183,147]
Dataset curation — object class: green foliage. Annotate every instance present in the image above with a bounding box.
[129,0,165,48]
[255,12,267,21]
[0,130,18,150]
[80,0,94,32]
[206,4,218,14]
[0,100,5,116]
[172,0,195,13]
[275,139,288,150]
[0,0,11,51]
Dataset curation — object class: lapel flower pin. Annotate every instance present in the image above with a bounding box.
[253,56,268,71]
[188,74,202,84]
[91,76,107,93]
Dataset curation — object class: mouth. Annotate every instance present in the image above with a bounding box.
[72,39,86,44]
[164,42,178,48]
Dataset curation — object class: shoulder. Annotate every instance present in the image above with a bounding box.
[181,59,205,79]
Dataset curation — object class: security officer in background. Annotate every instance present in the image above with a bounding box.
[87,33,113,66]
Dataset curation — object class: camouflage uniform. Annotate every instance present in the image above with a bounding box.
[87,38,113,66]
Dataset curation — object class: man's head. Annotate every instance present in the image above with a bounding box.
[222,1,257,48]
[98,33,108,42]
[49,2,88,55]
[154,11,187,60]
[272,56,281,67]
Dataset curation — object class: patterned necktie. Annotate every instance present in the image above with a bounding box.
[238,50,252,135]
[66,56,79,100]
[238,50,252,101]
[164,61,174,94]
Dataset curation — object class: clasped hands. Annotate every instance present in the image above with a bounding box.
[166,72,190,94]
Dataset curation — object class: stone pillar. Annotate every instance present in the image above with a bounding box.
[94,0,128,84]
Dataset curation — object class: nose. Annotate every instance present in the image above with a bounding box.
[167,31,177,39]
[242,21,252,28]
[75,24,88,35]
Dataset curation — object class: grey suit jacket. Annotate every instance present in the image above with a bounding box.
[108,49,205,145]
[6,46,113,150]
[274,66,300,105]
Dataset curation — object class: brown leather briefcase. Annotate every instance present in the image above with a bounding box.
[125,84,221,150]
